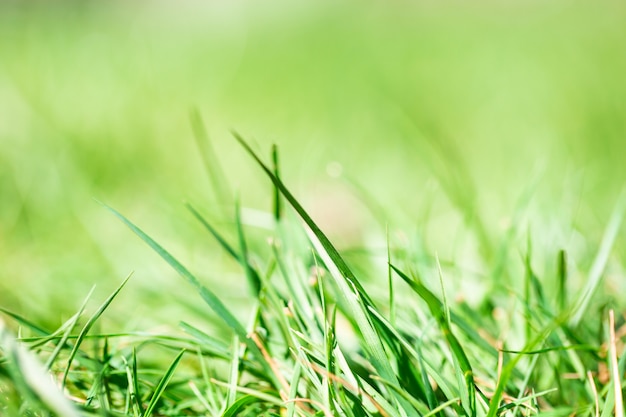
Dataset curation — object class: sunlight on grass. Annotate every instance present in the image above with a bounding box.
[1,0,625,415]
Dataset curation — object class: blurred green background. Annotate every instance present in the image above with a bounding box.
[1,1,625,329]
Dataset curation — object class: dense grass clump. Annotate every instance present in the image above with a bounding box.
[1,136,624,416]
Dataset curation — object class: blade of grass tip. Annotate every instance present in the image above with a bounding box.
[0,318,82,417]
[390,264,475,417]
[570,191,626,327]
[0,308,49,337]
[61,274,131,390]
[101,202,281,389]
[45,286,95,371]
[271,144,282,221]
[609,310,624,417]
[142,349,185,417]
[235,196,262,296]
[232,131,373,306]
[189,108,231,204]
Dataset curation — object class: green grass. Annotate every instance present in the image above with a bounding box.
[1,135,625,415]
[1,1,626,415]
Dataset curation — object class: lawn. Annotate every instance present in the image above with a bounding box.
[1,1,625,415]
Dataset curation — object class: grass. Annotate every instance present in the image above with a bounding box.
[1,134,625,415]
[1,1,626,416]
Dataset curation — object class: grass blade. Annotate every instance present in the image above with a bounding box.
[235,197,262,296]
[235,132,414,414]
[45,288,94,371]
[102,202,281,389]
[271,144,282,221]
[61,274,131,389]
[233,131,373,306]
[0,308,49,336]
[103,203,246,335]
[142,349,185,417]
[0,318,82,417]
[186,202,261,296]
[186,203,239,260]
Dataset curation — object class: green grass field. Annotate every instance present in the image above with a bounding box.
[1,1,625,415]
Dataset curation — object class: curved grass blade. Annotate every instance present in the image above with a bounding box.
[222,394,263,417]
[142,349,185,417]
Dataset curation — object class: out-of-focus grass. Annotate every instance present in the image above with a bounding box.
[0,0,625,327]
